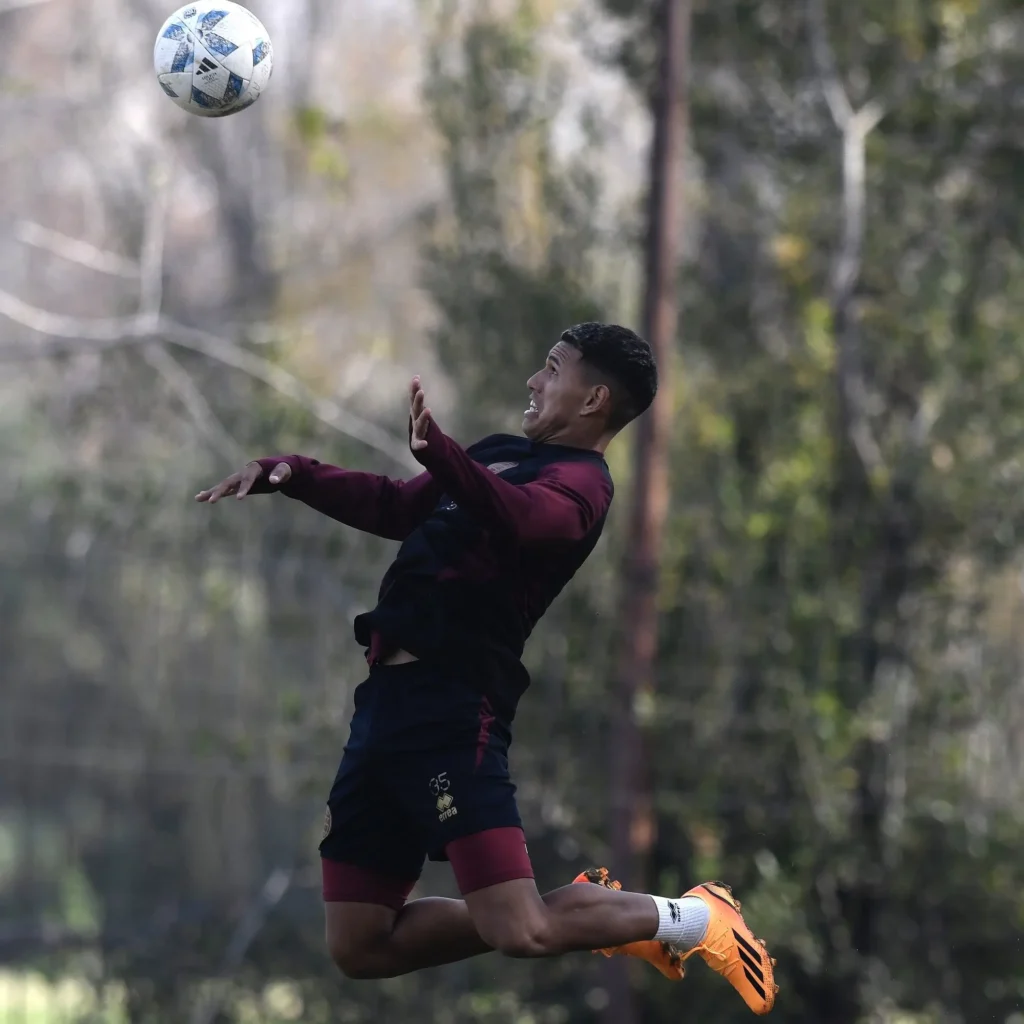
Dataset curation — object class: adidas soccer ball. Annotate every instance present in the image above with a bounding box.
[154,2,273,117]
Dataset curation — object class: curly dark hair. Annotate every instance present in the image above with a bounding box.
[560,322,658,430]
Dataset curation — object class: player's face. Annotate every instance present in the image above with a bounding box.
[523,342,595,441]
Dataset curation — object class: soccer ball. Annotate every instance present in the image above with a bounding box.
[154,2,273,117]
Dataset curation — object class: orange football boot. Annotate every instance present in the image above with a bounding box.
[677,881,778,1015]
[572,870,779,1015]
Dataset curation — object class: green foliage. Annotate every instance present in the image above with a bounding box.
[292,106,350,188]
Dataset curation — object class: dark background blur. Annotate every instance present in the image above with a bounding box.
[3,0,1024,1021]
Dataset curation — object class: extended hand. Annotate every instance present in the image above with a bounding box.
[409,376,432,452]
[195,461,291,503]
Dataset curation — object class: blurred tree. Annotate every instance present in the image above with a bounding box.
[603,3,690,1023]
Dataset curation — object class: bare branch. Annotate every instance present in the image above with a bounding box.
[140,343,245,463]
[807,0,887,481]
[15,222,140,279]
[0,291,417,470]
[0,0,54,11]
[130,166,245,462]
[806,0,856,130]
[1,153,415,468]
[0,290,152,340]
[163,322,419,469]
[139,169,169,319]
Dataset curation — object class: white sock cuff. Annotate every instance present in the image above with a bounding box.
[650,894,710,951]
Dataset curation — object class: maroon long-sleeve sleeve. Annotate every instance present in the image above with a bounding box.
[411,419,612,544]
[249,455,442,541]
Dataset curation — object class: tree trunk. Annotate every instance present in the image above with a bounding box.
[602,1,691,1020]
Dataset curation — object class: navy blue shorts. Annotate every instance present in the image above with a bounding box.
[319,661,532,902]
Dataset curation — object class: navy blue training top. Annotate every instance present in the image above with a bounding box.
[253,417,613,722]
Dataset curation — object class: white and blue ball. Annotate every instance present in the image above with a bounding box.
[154,1,273,117]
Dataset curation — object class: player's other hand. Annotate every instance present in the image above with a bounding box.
[409,376,432,452]
[194,461,291,503]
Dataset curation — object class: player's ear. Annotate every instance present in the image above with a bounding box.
[581,383,612,418]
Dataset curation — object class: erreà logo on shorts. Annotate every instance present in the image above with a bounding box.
[436,792,458,822]
[487,462,518,475]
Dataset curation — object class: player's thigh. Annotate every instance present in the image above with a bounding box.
[319,750,426,968]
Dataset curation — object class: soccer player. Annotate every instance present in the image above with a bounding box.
[196,323,777,1015]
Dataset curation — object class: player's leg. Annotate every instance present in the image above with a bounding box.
[462,872,659,957]
[323,829,775,1017]
[322,814,776,1013]
[323,834,712,966]
[322,842,663,978]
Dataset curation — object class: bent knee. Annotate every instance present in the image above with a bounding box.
[324,898,399,980]
[480,922,554,959]
[327,936,389,980]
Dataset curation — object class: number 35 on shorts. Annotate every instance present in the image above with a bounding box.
[429,773,457,820]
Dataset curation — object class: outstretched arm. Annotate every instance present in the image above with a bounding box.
[407,378,612,543]
[196,456,442,541]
